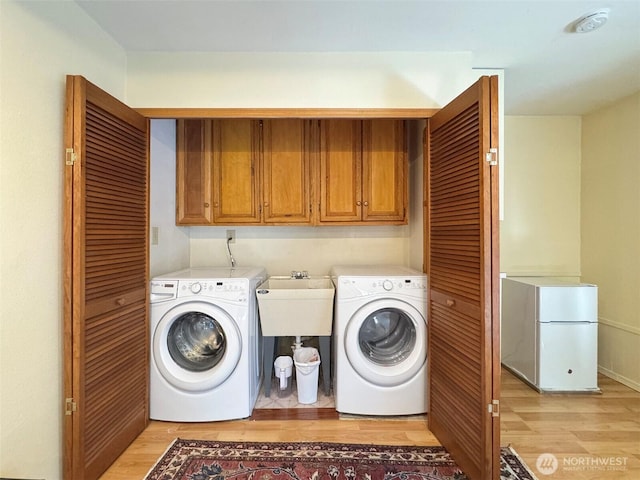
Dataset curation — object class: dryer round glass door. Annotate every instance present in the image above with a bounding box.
[153,301,242,392]
[345,298,427,387]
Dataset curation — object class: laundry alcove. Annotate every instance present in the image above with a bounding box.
[63,75,500,480]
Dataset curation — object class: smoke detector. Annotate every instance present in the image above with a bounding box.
[573,8,610,33]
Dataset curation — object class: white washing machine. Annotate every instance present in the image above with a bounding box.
[149,266,266,421]
[331,265,428,416]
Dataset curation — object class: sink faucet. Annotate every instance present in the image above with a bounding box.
[291,270,309,279]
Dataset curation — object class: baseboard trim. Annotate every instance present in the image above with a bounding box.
[598,366,640,392]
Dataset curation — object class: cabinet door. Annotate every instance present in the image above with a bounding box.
[262,119,313,224]
[212,119,261,224]
[319,119,362,222]
[176,119,213,225]
[362,119,407,222]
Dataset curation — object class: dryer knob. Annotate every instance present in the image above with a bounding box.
[382,280,393,291]
[190,282,202,294]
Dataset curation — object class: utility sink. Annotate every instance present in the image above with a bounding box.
[256,276,335,336]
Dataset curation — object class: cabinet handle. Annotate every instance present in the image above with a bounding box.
[264,202,269,207]
[446,299,455,307]
[363,201,369,206]
[204,202,210,208]
[116,297,126,306]
[356,201,362,206]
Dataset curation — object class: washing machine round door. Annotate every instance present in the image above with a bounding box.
[344,298,427,387]
[153,301,242,392]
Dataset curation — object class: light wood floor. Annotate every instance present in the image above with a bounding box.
[99,369,640,479]
[500,369,640,479]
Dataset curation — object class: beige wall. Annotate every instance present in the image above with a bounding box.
[501,116,582,276]
[126,52,474,109]
[581,92,640,390]
[149,119,191,277]
[0,1,127,478]
[189,225,410,275]
[408,119,427,272]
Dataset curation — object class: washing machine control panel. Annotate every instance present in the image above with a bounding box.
[175,279,249,300]
[149,280,179,303]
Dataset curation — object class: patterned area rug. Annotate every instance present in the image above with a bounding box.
[144,439,537,480]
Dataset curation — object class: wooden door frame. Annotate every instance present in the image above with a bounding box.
[489,75,502,476]
[135,107,439,119]
[63,73,80,480]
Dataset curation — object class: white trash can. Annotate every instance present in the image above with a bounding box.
[274,356,293,398]
[293,347,321,404]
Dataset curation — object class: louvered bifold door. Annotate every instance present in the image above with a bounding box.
[64,76,149,480]
[426,76,500,480]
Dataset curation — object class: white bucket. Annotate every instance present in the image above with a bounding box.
[293,347,321,404]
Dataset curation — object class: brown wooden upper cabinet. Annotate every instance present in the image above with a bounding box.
[262,119,313,224]
[176,118,262,224]
[176,117,407,226]
[176,118,213,225]
[319,119,407,224]
[212,119,262,223]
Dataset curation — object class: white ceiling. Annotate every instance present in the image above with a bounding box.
[75,0,640,115]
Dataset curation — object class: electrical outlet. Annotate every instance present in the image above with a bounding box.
[151,226,159,245]
[226,230,236,243]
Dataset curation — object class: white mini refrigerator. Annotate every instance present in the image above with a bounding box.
[501,277,599,392]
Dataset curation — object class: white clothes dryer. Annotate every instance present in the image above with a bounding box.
[149,266,266,421]
[331,265,428,416]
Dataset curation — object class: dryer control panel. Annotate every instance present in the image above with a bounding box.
[336,276,427,299]
[372,278,427,291]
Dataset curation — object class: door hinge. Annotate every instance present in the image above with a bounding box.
[488,399,500,417]
[65,148,76,166]
[65,397,77,415]
[485,148,498,166]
